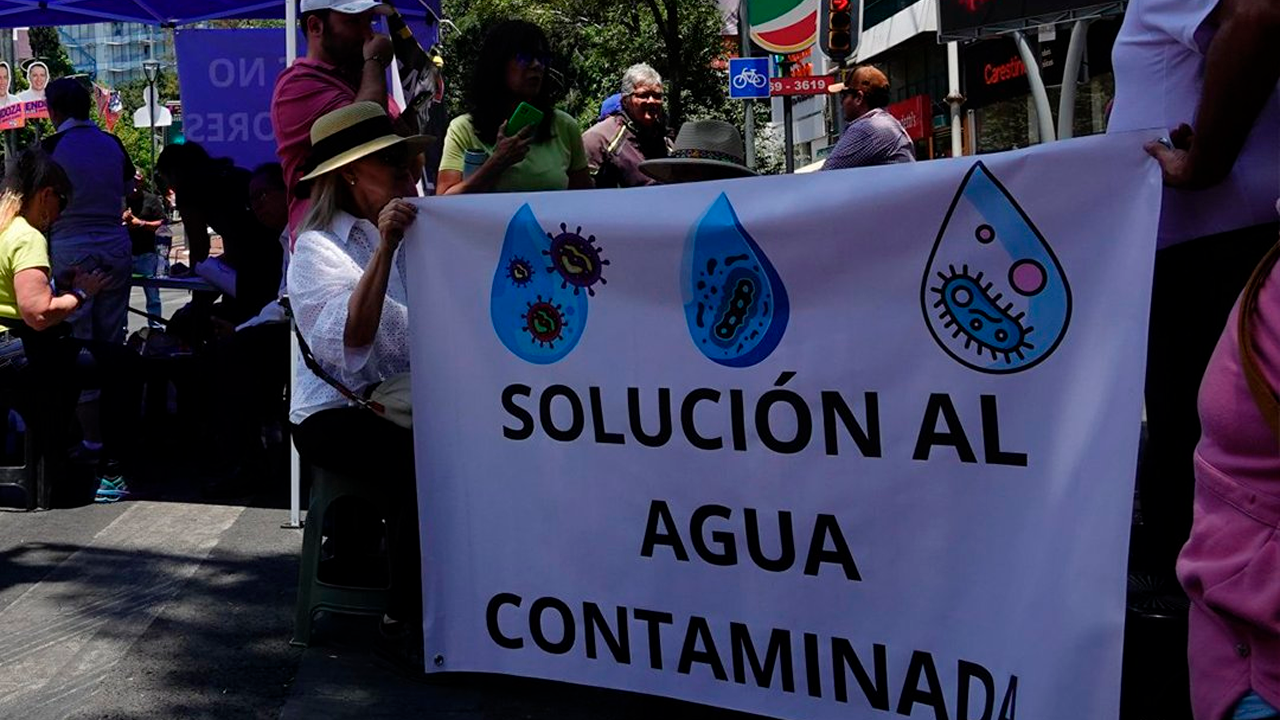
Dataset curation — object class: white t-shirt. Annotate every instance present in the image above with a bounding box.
[1108,0,1280,247]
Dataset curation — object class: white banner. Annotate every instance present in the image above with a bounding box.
[406,131,1161,720]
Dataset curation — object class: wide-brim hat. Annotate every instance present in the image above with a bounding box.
[639,119,757,184]
[298,101,434,183]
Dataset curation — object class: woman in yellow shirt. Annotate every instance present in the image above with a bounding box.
[436,20,591,194]
[0,149,105,332]
[0,149,117,506]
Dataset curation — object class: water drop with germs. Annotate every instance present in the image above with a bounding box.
[491,204,588,364]
[921,163,1071,373]
[682,193,789,368]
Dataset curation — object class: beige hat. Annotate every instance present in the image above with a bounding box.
[639,120,757,185]
[298,101,434,183]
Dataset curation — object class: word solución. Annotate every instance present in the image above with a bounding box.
[486,594,1019,720]
[502,375,1028,466]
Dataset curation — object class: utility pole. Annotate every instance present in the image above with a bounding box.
[739,0,755,170]
[779,58,794,173]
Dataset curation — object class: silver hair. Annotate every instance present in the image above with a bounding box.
[620,63,662,96]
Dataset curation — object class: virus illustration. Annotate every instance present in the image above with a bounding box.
[928,264,1034,364]
[523,296,568,348]
[491,205,588,364]
[920,162,1071,374]
[543,223,609,296]
[506,256,534,287]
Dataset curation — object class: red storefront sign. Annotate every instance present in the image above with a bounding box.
[769,75,832,96]
[887,94,930,141]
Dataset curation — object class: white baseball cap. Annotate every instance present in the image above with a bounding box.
[300,0,382,13]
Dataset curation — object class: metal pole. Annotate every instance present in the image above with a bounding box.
[1012,30,1055,143]
[946,41,963,157]
[739,0,755,170]
[1056,20,1090,140]
[285,0,302,530]
[286,0,298,65]
[148,82,156,179]
[287,320,302,529]
[783,95,794,173]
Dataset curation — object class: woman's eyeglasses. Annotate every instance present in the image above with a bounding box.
[55,191,68,212]
[514,51,550,68]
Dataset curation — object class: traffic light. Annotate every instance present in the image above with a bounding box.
[820,0,858,62]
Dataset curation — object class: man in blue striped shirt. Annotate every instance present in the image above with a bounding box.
[821,66,915,171]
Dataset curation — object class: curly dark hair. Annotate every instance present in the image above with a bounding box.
[465,20,557,145]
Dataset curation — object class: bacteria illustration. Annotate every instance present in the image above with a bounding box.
[491,205,589,364]
[921,163,1071,373]
[682,193,789,367]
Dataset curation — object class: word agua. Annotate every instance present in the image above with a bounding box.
[641,501,861,581]
[486,594,1019,720]
[503,375,1028,465]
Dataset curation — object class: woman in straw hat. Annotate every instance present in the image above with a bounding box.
[289,101,433,656]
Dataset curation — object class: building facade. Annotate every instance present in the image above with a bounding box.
[771,0,1120,164]
[58,23,174,85]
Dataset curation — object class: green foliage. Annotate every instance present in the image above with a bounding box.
[110,70,180,181]
[27,27,76,80]
[441,0,732,132]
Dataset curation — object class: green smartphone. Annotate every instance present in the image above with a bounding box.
[506,101,544,137]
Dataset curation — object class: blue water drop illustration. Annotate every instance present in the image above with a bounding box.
[921,163,1071,373]
[682,193,789,367]
[491,204,588,364]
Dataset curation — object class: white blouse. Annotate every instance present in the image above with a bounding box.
[287,209,411,424]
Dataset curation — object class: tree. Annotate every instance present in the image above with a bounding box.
[111,69,181,181]
[441,0,732,131]
[26,27,76,80]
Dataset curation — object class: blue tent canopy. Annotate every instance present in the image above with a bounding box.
[0,1,438,27]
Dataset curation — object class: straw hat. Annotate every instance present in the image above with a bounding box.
[639,120,757,184]
[298,101,434,183]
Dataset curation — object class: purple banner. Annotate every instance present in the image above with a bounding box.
[176,16,439,171]
[176,28,295,171]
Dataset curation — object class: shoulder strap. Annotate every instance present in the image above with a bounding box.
[1238,240,1280,437]
[282,298,387,417]
[604,120,630,156]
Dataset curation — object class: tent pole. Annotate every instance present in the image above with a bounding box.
[285,0,302,531]
[286,0,297,65]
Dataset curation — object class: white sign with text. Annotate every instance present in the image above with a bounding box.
[406,131,1161,720]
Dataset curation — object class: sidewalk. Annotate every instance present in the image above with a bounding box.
[0,413,774,719]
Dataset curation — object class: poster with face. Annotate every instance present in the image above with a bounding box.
[0,62,24,129]
[20,61,50,120]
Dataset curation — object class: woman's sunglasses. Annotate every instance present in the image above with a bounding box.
[55,190,68,212]
[373,147,412,170]
[514,51,550,68]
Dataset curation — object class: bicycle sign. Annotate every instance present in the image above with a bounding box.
[728,57,772,100]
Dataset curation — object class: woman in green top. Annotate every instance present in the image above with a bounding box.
[436,20,591,194]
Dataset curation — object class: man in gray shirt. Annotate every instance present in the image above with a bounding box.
[42,78,132,344]
[821,65,915,171]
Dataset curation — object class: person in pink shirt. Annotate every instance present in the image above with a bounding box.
[1178,229,1280,720]
[271,0,397,239]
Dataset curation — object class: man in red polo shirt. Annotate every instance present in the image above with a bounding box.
[271,0,397,238]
